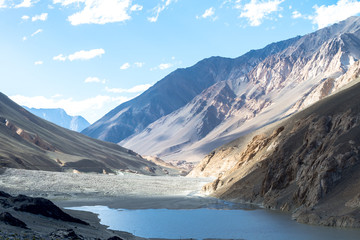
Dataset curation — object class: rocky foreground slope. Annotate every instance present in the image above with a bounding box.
[0,191,135,239]
[0,92,174,175]
[190,79,360,227]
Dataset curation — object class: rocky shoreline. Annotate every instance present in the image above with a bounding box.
[0,190,139,240]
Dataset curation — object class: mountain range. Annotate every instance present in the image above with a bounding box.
[24,107,90,132]
[82,16,360,163]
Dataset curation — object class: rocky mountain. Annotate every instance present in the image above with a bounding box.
[119,16,360,162]
[24,107,90,132]
[82,35,300,143]
[191,79,360,227]
[0,92,172,175]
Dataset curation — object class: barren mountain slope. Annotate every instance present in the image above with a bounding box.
[122,16,360,162]
[82,36,300,143]
[0,92,171,175]
[195,79,360,227]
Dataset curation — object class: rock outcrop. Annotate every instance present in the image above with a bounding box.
[0,212,27,229]
[0,191,135,239]
[192,80,360,227]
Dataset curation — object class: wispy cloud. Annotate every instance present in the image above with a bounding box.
[311,0,360,29]
[34,61,43,65]
[239,0,284,26]
[130,4,143,11]
[32,13,48,21]
[120,62,144,70]
[25,29,43,39]
[120,62,130,70]
[196,7,217,20]
[105,83,153,93]
[53,49,105,62]
[150,63,173,71]
[148,0,177,23]
[10,94,129,123]
[53,54,67,61]
[292,10,302,19]
[84,77,106,84]
[134,62,144,68]
[21,15,30,20]
[15,0,35,8]
[158,63,173,70]
[54,0,132,25]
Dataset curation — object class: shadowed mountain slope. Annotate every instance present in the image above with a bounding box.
[0,92,170,175]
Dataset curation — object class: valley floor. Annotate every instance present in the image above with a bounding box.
[0,168,221,239]
[0,168,217,209]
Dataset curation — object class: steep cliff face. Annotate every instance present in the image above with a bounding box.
[122,17,360,162]
[195,80,360,227]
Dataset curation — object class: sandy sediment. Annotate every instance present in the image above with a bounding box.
[0,168,217,209]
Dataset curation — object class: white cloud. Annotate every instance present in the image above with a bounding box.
[15,0,34,8]
[0,0,6,8]
[34,61,43,65]
[31,29,43,37]
[53,0,84,5]
[158,63,173,70]
[105,83,152,93]
[134,62,144,68]
[312,0,360,29]
[239,0,284,26]
[120,62,130,70]
[54,49,105,62]
[130,4,143,11]
[54,0,132,25]
[32,13,48,21]
[68,48,105,61]
[10,94,130,123]
[292,10,302,19]
[197,7,215,19]
[53,54,67,61]
[21,15,30,20]
[84,77,106,84]
[148,0,177,22]
[22,36,27,41]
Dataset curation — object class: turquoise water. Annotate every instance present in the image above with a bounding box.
[68,205,360,240]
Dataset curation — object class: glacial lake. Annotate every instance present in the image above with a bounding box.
[67,204,360,240]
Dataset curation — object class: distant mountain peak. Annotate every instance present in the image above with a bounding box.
[23,107,90,132]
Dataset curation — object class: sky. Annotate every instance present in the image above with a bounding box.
[1,0,360,123]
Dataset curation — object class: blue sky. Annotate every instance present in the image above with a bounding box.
[1,0,360,123]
